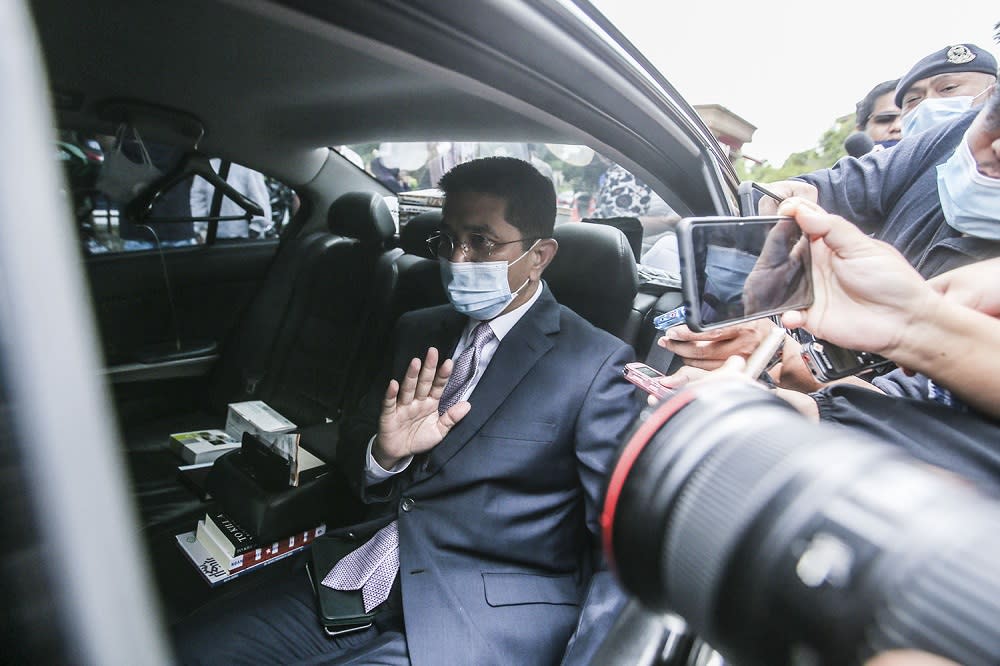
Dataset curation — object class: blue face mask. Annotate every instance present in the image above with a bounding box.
[936,133,1000,239]
[901,96,973,137]
[439,241,537,320]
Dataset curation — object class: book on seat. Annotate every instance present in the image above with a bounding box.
[176,518,327,587]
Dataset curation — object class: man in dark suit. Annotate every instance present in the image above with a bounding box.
[175,157,639,665]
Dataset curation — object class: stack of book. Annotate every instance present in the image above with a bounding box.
[176,510,326,587]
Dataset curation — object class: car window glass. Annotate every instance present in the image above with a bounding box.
[338,142,680,271]
[58,128,296,255]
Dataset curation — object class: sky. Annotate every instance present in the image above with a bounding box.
[588,1,999,165]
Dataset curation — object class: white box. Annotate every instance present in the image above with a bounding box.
[225,400,296,443]
[168,429,241,465]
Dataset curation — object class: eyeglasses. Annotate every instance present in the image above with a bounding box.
[870,112,900,125]
[426,231,539,260]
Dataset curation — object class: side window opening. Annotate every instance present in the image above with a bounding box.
[59,126,296,255]
[336,141,679,271]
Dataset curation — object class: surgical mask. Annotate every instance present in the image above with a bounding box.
[936,133,1000,239]
[95,125,162,204]
[439,241,537,320]
[901,96,973,137]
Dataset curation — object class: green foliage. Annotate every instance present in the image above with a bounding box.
[740,113,855,183]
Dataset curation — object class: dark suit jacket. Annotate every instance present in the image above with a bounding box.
[336,284,639,665]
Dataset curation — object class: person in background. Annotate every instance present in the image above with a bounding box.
[855,79,902,149]
[592,159,679,268]
[190,159,272,239]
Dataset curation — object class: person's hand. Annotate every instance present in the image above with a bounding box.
[755,180,818,214]
[864,649,961,666]
[927,257,1000,317]
[658,319,774,370]
[778,198,935,357]
[768,334,825,393]
[373,347,470,469]
[742,217,811,315]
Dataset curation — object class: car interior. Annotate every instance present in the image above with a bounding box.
[6,0,742,662]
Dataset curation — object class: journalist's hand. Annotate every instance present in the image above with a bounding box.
[769,334,825,393]
[927,257,1000,317]
[658,319,774,370]
[754,180,818,214]
[864,649,961,666]
[373,347,470,469]
[742,217,811,315]
[778,198,934,357]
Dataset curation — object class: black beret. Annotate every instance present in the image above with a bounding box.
[894,44,998,108]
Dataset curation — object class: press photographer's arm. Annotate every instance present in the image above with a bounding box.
[778,197,1000,419]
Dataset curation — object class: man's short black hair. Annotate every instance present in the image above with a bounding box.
[855,79,900,130]
[438,156,557,242]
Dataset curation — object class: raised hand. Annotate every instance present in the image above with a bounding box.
[373,347,472,469]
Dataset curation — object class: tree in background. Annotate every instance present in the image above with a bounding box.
[738,113,854,183]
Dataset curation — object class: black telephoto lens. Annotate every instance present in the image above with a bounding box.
[602,381,1000,666]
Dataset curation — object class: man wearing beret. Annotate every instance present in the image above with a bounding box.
[896,43,998,137]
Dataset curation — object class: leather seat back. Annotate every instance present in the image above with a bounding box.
[546,223,639,343]
[250,192,400,425]
[392,210,448,320]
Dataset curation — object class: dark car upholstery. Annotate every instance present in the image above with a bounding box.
[126,192,401,531]
[547,223,640,343]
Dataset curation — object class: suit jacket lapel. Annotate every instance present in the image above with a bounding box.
[411,287,561,484]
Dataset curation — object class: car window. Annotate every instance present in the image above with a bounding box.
[59,127,297,255]
[337,141,681,270]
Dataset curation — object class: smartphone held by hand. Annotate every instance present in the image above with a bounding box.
[799,336,894,382]
[623,362,675,400]
[676,215,813,331]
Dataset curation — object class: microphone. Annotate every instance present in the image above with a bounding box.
[843,131,875,158]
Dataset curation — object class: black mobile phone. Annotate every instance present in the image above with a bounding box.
[676,215,813,331]
[737,181,785,216]
[799,337,895,382]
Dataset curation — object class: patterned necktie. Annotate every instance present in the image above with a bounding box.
[438,321,494,414]
[322,521,399,613]
[322,323,494,613]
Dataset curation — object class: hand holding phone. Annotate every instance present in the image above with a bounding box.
[623,362,675,400]
[799,336,894,382]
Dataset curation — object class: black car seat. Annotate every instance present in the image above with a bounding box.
[257,192,401,427]
[546,223,639,344]
[391,210,448,320]
[125,192,400,531]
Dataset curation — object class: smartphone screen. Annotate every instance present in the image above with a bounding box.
[677,216,813,331]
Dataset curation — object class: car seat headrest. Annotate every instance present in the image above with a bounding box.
[546,223,639,337]
[399,210,443,259]
[327,191,396,244]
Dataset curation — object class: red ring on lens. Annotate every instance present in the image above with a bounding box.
[601,389,697,572]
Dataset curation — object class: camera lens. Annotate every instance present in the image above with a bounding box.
[602,381,1000,665]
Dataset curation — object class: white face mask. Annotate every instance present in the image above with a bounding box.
[439,241,537,320]
[901,96,974,137]
[936,131,1000,239]
[95,125,162,204]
